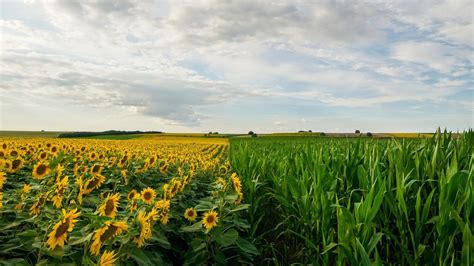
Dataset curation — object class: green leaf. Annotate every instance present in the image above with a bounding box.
[194,201,214,212]
[236,238,259,256]
[181,222,202,232]
[212,229,238,247]
[69,232,93,246]
[127,247,153,265]
[190,238,206,252]
[229,204,250,213]
[151,229,171,249]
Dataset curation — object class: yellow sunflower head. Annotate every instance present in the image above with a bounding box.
[231,173,242,193]
[215,177,227,191]
[99,250,118,266]
[32,162,50,180]
[84,174,105,194]
[140,187,156,204]
[0,172,5,189]
[90,221,128,255]
[10,158,24,173]
[134,211,152,247]
[202,210,219,231]
[91,164,103,175]
[98,193,120,218]
[46,209,80,250]
[184,208,197,222]
[39,151,48,161]
[127,190,139,201]
[22,183,31,193]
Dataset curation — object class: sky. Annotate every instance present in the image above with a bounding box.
[0,0,473,133]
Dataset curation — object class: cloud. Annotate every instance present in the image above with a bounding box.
[0,50,237,126]
[392,41,471,73]
[166,0,389,47]
[1,0,472,131]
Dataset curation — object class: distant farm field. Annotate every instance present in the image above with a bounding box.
[0,131,66,138]
[0,130,472,265]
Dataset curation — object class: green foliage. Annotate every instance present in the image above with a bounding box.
[230,129,473,265]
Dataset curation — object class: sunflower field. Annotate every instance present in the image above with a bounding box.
[0,137,257,265]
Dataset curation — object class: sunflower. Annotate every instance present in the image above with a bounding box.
[202,210,219,231]
[38,151,48,161]
[98,193,120,218]
[159,161,168,173]
[0,192,3,209]
[9,149,18,157]
[218,165,228,175]
[0,172,5,189]
[10,158,24,173]
[50,145,58,154]
[121,170,128,185]
[22,183,31,193]
[134,211,152,247]
[55,164,65,179]
[161,213,169,225]
[117,155,128,168]
[162,184,169,200]
[140,187,156,204]
[2,160,12,173]
[29,194,46,216]
[231,173,242,193]
[88,152,98,161]
[146,208,159,222]
[154,199,170,210]
[84,174,105,194]
[99,250,118,266]
[76,176,84,204]
[90,221,128,255]
[235,191,244,205]
[215,177,227,191]
[184,208,197,222]
[52,176,69,208]
[148,156,157,166]
[47,209,81,250]
[168,179,182,199]
[91,164,103,175]
[32,162,50,180]
[127,190,139,201]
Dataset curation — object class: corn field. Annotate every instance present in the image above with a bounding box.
[230,130,473,265]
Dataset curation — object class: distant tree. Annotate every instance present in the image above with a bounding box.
[367,132,373,137]
[248,131,254,135]
[209,131,212,135]
[355,130,361,134]
[298,130,305,133]
[308,130,312,133]
[251,133,258,137]
[320,132,326,136]
[213,132,219,135]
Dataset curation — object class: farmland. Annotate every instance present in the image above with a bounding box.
[230,131,473,265]
[0,131,472,265]
[0,137,254,265]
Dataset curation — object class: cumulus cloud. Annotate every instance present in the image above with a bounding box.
[0,0,472,131]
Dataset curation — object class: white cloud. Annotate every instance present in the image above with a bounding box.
[0,0,472,131]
